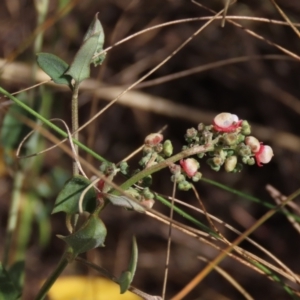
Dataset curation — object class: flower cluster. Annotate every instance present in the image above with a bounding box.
[102,113,273,195]
[175,113,274,189]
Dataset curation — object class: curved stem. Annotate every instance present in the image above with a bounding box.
[35,251,69,300]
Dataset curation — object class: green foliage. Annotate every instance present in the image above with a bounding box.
[36,53,72,88]
[1,102,32,150]
[57,214,107,261]
[118,237,138,293]
[65,35,100,84]
[65,13,105,83]
[52,175,97,215]
[0,262,23,300]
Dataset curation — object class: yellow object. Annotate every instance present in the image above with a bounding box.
[47,276,142,300]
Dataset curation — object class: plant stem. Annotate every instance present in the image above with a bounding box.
[71,82,80,175]
[3,171,24,267]
[0,87,106,163]
[119,140,218,191]
[35,251,69,300]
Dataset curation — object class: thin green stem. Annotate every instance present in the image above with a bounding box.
[201,177,300,222]
[71,82,80,175]
[35,251,69,300]
[0,87,106,163]
[119,141,217,191]
[3,171,25,267]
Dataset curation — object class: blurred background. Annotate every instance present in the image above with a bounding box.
[1,0,300,299]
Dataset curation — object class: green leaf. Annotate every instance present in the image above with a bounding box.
[83,12,102,42]
[119,272,131,294]
[105,194,145,213]
[65,34,99,83]
[36,53,72,88]
[8,261,25,294]
[0,102,32,151]
[0,263,21,300]
[57,214,107,260]
[84,12,106,67]
[119,236,138,293]
[52,175,97,215]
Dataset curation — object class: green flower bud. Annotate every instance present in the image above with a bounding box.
[99,161,109,172]
[119,161,129,175]
[226,150,235,157]
[213,156,224,166]
[186,127,198,138]
[192,172,202,182]
[139,152,152,167]
[247,157,255,165]
[241,120,251,135]
[207,158,221,171]
[178,180,192,191]
[241,156,250,164]
[237,144,252,156]
[125,187,141,200]
[236,134,245,144]
[142,188,154,199]
[224,156,237,172]
[171,173,185,183]
[197,152,205,159]
[163,140,173,157]
[141,175,152,187]
[223,133,238,146]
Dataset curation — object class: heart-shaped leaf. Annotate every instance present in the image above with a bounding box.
[36,53,72,88]
[52,175,97,215]
[57,214,107,261]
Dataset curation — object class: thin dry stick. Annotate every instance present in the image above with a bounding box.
[192,0,300,61]
[192,185,228,244]
[16,118,87,178]
[162,181,177,299]
[168,196,300,284]
[171,188,300,300]
[266,185,300,235]
[198,256,254,300]
[136,54,294,89]
[92,16,300,63]
[75,8,225,135]
[270,0,300,39]
[78,177,100,214]
[221,0,236,27]
[147,209,300,288]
